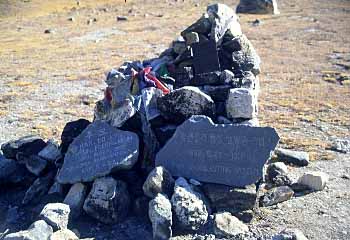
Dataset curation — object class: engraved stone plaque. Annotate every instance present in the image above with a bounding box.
[155,115,279,187]
[57,121,139,184]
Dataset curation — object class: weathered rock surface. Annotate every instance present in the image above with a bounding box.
[330,138,350,153]
[22,171,55,205]
[38,140,62,163]
[83,177,130,224]
[260,186,294,207]
[149,193,173,240]
[226,88,257,119]
[157,86,215,124]
[213,212,249,237]
[298,171,329,191]
[4,220,53,240]
[49,229,79,240]
[1,135,46,160]
[236,0,280,15]
[60,119,91,154]
[171,178,209,231]
[266,162,289,181]
[38,203,70,231]
[202,183,256,212]
[143,166,175,199]
[0,154,17,182]
[64,183,87,218]
[275,148,310,167]
[25,155,47,176]
[272,228,309,240]
[57,121,139,184]
[156,115,279,187]
[142,87,164,122]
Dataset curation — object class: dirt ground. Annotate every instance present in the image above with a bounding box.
[0,0,349,239]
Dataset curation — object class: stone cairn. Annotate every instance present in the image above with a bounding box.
[0,3,322,240]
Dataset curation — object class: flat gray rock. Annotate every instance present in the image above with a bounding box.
[57,121,139,184]
[156,115,279,187]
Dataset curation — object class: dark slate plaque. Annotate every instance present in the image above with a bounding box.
[155,115,279,187]
[192,40,221,75]
[57,121,139,184]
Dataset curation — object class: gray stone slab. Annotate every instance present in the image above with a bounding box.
[156,116,279,187]
[57,121,139,184]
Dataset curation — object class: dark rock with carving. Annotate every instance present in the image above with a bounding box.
[157,87,215,124]
[201,183,256,212]
[60,119,91,154]
[260,186,294,207]
[149,193,173,240]
[57,121,139,184]
[143,166,175,199]
[83,177,130,224]
[192,40,220,75]
[1,135,46,160]
[25,155,48,176]
[22,171,55,205]
[237,0,280,15]
[171,178,209,231]
[156,115,279,187]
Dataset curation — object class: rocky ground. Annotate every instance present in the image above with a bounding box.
[0,0,349,239]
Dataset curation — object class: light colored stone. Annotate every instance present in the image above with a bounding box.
[149,194,172,240]
[272,228,308,240]
[4,220,53,240]
[49,229,79,240]
[38,140,61,163]
[171,178,209,231]
[39,203,70,231]
[275,148,309,166]
[213,212,249,237]
[64,183,87,218]
[226,88,257,119]
[298,172,329,191]
[143,166,175,199]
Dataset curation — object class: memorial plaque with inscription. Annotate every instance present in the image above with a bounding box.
[155,115,279,187]
[57,121,139,184]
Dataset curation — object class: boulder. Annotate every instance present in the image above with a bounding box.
[236,0,280,15]
[272,228,308,240]
[298,172,329,191]
[260,186,294,207]
[143,166,175,199]
[57,121,139,184]
[266,162,288,181]
[60,119,91,154]
[4,220,53,240]
[157,86,215,124]
[171,178,209,231]
[83,177,130,224]
[226,88,257,119]
[1,135,46,160]
[38,140,62,163]
[201,183,256,212]
[39,203,70,231]
[330,138,350,153]
[25,155,48,176]
[149,194,173,240]
[49,229,79,240]
[275,148,310,167]
[22,171,55,205]
[213,212,249,237]
[63,183,87,219]
[201,85,232,102]
[0,154,17,182]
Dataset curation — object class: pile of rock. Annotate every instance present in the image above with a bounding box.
[0,3,327,240]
